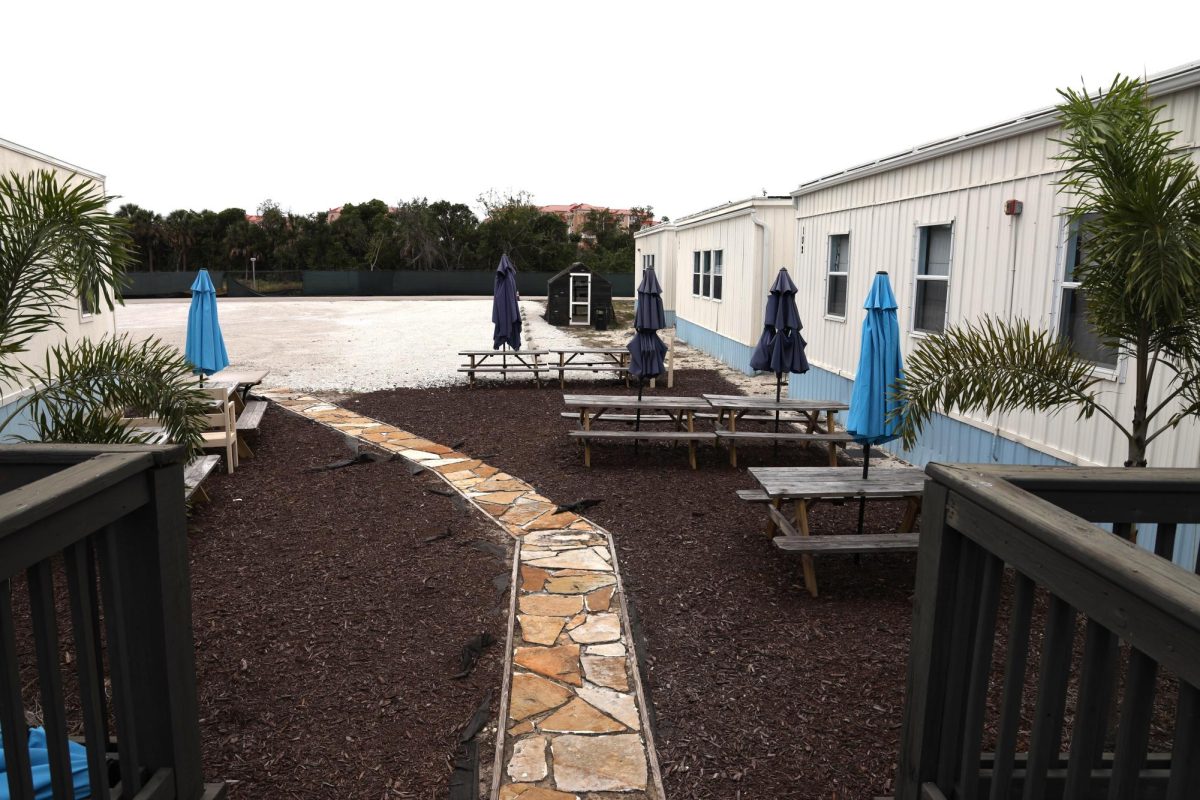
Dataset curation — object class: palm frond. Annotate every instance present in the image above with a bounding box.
[892,316,1124,449]
[1,334,210,457]
[0,170,132,385]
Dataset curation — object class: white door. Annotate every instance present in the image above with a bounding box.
[569,273,591,325]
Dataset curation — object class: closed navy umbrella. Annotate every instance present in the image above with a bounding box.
[749,268,810,452]
[492,253,522,350]
[627,267,668,451]
[846,271,904,534]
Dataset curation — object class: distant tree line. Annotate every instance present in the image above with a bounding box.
[115,191,655,275]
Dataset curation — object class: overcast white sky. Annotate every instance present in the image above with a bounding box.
[4,1,1198,221]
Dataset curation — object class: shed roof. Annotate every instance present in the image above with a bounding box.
[548,261,610,283]
[792,60,1200,198]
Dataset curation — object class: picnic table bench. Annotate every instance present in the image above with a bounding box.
[459,348,630,387]
[184,455,221,503]
[704,394,851,467]
[207,368,269,409]
[746,465,925,597]
[564,394,712,469]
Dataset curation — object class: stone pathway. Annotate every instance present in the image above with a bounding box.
[258,388,665,799]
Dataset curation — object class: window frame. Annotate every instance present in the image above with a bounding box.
[911,221,954,336]
[1053,213,1122,378]
[78,280,100,321]
[692,251,701,296]
[642,253,655,271]
[711,249,723,301]
[690,249,723,300]
[825,232,850,321]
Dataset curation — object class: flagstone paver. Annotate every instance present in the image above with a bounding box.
[261,389,665,799]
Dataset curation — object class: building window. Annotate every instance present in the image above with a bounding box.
[1059,216,1119,369]
[80,279,100,317]
[642,254,655,271]
[691,250,722,299]
[914,224,952,333]
[827,234,849,317]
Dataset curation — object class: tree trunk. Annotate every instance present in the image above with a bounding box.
[1126,327,1151,468]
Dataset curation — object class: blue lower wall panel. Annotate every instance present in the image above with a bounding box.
[0,396,38,444]
[790,363,1198,570]
[664,310,676,326]
[674,318,755,374]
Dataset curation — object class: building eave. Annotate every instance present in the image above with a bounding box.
[792,59,1200,199]
[0,137,105,182]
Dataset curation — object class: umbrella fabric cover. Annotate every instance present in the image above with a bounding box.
[185,268,230,377]
[846,271,904,445]
[749,268,809,375]
[492,254,522,350]
[0,726,92,799]
[627,267,667,379]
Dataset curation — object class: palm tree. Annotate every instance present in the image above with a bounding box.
[0,170,209,451]
[164,208,197,271]
[894,76,1200,468]
[116,203,164,272]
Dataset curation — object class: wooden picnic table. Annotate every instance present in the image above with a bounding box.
[703,394,851,467]
[544,347,630,388]
[207,368,270,410]
[745,465,926,597]
[563,394,712,468]
[460,348,629,387]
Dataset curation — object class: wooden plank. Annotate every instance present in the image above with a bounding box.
[957,552,1004,800]
[235,400,268,431]
[1063,620,1119,796]
[563,395,708,410]
[773,533,920,553]
[989,573,1035,800]
[936,540,984,789]
[702,393,849,411]
[64,541,112,800]
[559,412,675,423]
[459,349,549,356]
[457,366,547,373]
[715,430,852,442]
[765,503,801,539]
[896,482,966,800]
[736,489,771,502]
[1022,595,1076,800]
[1108,649,1159,798]
[567,430,715,441]
[0,580,35,799]
[97,525,144,796]
[1167,682,1200,800]
[27,560,75,799]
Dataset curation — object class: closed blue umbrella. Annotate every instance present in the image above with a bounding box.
[846,270,904,534]
[185,268,229,382]
[627,267,668,451]
[492,253,522,350]
[749,268,810,450]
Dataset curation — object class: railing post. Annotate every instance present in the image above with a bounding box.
[100,459,204,800]
[896,481,964,800]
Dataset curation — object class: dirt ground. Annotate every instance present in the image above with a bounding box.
[187,406,511,798]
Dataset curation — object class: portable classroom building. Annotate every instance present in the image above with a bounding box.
[0,138,116,441]
[546,262,614,328]
[645,197,795,373]
[632,222,677,325]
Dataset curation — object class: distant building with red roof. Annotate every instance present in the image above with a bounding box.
[539,203,650,238]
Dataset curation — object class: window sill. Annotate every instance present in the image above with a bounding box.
[1084,362,1121,383]
[824,314,847,323]
[909,329,944,340]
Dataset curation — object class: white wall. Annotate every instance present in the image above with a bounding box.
[633,225,677,313]
[670,199,795,346]
[0,140,116,407]
[791,85,1200,468]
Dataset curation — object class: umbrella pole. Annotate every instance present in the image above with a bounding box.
[634,377,644,456]
[774,372,782,460]
[856,443,871,536]
[502,342,507,384]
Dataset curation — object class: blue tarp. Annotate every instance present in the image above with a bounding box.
[846,271,904,446]
[749,268,809,376]
[0,727,92,799]
[491,254,522,350]
[185,268,230,377]
[628,267,667,379]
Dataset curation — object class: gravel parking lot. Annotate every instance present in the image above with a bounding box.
[118,297,591,392]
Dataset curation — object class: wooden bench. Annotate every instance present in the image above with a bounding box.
[184,455,221,503]
[234,399,268,459]
[735,489,771,502]
[773,532,920,553]
[559,412,675,424]
[715,429,853,467]
[568,429,716,470]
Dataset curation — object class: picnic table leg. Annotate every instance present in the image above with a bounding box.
[687,410,696,470]
[237,438,254,460]
[582,410,592,467]
[766,498,781,536]
[796,499,819,598]
[728,412,738,468]
[559,353,565,389]
[468,355,476,387]
[900,497,921,532]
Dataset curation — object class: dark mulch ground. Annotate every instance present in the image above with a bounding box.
[188,406,511,798]
[353,371,919,799]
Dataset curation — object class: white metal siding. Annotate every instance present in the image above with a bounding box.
[793,86,1200,469]
[633,226,677,313]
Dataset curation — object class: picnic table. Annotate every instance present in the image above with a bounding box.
[744,465,925,597]
[563,394,712,469]
[460,348,630,387]
[208,368,269,408]
[704,394,851,468]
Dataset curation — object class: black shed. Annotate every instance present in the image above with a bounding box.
[546,262,614,329]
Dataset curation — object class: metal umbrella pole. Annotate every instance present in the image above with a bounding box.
[856,443,871,535]
[773,371,783,460]
[634,376,644,456]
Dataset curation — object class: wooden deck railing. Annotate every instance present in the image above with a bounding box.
[0,444,224,800]
[896,464,1200,800]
